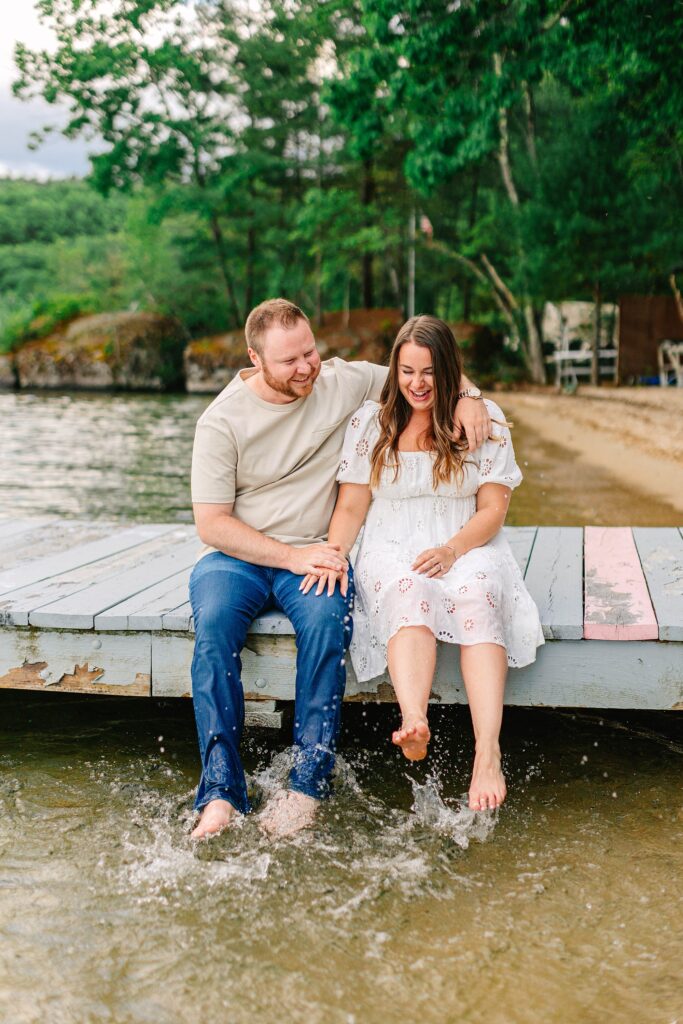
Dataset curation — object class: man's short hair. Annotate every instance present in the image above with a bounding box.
[245,298,309,356]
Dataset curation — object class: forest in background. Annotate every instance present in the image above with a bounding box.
[2,0,681,381]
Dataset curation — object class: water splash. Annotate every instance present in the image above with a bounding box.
[409,774,498,848]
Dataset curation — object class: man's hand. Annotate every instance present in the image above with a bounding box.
[287,543,348,577]
[299,566,350,597]
[454,396,490,451]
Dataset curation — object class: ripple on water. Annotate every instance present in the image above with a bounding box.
[2,698,683,1024]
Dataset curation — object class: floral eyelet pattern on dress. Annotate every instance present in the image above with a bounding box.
[336,398,544,682]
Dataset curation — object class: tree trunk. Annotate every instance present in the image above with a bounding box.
[523,82,538,170]
[463,171,479,320]
[315,249,323,326]
[591,283,602,386]
[208,212,242,325]
[361,157,375,308]
[524,305,546,384]
[245,220,255,315]
[493,54,546,384]
[407,207,416,319]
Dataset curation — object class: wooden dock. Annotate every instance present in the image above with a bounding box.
[0,518,682,710]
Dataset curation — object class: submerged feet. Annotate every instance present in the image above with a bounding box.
[392,717,431,761]
[259,789,318,840]
[468,745,506,811]
[190,797,237,840]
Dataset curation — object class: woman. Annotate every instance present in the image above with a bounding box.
[302,315,543,812]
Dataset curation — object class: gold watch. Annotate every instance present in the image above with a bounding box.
[457,386,482,400]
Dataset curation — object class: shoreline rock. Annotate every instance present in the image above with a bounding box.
[13,312,186,392]
[0,353,17,388]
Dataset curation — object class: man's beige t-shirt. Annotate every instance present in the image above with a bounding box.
[191,357,388,560]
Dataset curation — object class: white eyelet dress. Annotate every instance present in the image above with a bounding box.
[337,399,544,683]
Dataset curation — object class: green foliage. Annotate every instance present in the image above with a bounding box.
[0,292,100,353]
[3,0,681,381]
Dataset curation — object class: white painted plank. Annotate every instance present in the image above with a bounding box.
[503,525,537,575]
[94,567,192,631]
[0,528,195,627]
[0,627,151,695]
[163,603,297,635]
[152,631,683,710]
[0,518,55,558]
[0,519,115,571]
[30,537,201,628]
[162,600,193,632]
[248,610,295,636]
[633,527,683,641]
[0,523,178,596]
[524,527,584,639]
[0,517,53,542]
[152,631,298,698]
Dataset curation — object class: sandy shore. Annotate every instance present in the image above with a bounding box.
[496,387,683,517]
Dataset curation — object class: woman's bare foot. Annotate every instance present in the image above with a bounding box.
[259,790,318,840]
[190,798,237,839]
[392,717,431,761]
[468,746,506,811]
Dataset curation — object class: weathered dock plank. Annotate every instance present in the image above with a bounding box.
[584,527,658,641]
[633,527,683,641]
[150,630,683,710]
[161,601,193,632]
[2,523,682,709]
[152,631,298,699]
[0,519,117,571]
[0,529,194,627]
[94,567,192,631]
[0,628,150,695]
[0,517,52,544]
[0,523,177,599]
[503,525,537,575]
[29,536,200,629]
[524,527,583,639]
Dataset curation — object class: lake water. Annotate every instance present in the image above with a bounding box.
[1,390,682,1024]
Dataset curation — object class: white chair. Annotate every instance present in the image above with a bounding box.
[658,340,683,387]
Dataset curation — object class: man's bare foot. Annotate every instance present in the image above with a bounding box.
[190,798,237,839]
[392,717,430,761]
[259,789,318,840]
[468,746,506,811]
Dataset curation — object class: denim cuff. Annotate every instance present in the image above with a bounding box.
[194,784,251,817]
[289,745,335,802]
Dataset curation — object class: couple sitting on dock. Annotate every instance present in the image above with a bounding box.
[189,299,543,840]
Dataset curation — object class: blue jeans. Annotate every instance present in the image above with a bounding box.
[189,551,354,815]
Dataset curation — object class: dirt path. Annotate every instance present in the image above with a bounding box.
[495,387,683,526]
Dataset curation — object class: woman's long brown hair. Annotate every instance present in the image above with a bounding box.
[370,315,471,490]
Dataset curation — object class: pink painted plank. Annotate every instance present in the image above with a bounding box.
[584,527,658,640]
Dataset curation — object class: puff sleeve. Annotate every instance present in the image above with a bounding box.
[336,401,380,486]
[476,399,523,490]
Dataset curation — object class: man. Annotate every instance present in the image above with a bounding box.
[189,298,489,839]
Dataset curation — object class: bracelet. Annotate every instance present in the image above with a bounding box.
[445,544,459,562]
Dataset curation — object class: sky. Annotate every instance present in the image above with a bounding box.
[0,2,91,178]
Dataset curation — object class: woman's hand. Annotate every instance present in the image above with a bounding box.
[299,566,350,597]
[412,544,458,578]
[454,396,490,451]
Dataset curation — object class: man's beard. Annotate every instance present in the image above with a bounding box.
[261,361,319,399]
